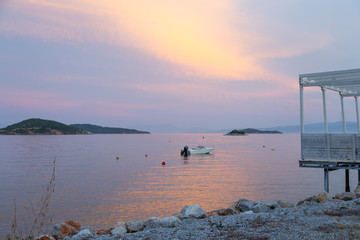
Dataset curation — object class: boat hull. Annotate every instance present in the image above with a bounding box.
[188,147,214,155]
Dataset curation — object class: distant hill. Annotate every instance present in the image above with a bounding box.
[240,128,282,134]
[129,123,213,133]
[263,121,360,133]
[70,124,150,134]
[0,118,87,135]
[225,128,282,135]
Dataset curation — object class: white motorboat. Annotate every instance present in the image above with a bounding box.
[181,146,214,156]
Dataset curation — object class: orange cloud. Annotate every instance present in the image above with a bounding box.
[105,1,259,80]
[0,0,332,82]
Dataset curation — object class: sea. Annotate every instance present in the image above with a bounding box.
[0,133,358,236]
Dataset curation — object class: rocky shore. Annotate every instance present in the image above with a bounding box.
[36,191,360,240]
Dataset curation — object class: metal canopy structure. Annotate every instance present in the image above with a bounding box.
[299,68,360,193]
[300,68,360,134]
[300,68,360,97]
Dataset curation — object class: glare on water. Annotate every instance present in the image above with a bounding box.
[0,133,357,234]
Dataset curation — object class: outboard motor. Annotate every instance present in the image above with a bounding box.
[181,146,189,156]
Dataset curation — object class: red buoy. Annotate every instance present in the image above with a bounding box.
[162,161,166,165]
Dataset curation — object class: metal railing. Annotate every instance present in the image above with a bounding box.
[301,133,359,162]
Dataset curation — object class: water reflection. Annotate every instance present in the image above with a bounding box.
[181,153,214,164]
[0,133,358,235]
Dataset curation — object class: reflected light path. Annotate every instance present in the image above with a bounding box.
[0,133,356,233]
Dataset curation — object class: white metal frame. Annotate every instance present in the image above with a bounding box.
[300,68,360,135]
[299,68,360,192]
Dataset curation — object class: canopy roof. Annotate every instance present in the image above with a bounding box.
[299,68,360,97]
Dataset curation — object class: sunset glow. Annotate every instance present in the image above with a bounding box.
[1,0,360,129]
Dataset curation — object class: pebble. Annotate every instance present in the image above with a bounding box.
[46,193,360,240]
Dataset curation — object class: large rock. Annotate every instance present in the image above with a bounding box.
[95,228,112,235]
[63,227,94,240]
[277,200,294,208]
[318,191,331,203]
[205,211,219,217]
[245,201,280,213]
[111,221,127,235]
[144,217,162,226]
[354,185,360,198]
[242,210,254,214]
[334,192,356,201]
[252,202,268,213]
[125,220,144,233]
[161,216,179,225]
[35,235,56,240]
[297,195,319,206]
[180,204,206,219]
[216,207,236,216]
[265,201,280,210]
[51,220,81,239]
[234,199,254,212]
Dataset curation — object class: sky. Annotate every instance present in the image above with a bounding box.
[1,0,360,131]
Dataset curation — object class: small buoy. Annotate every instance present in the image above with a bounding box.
[116,156,119,160]
[162,161,166,165]
[145,154,148,157]
[271,149,275,151]
[263,145,265,148]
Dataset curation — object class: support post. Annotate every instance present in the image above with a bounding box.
[340,94,347,133]
[356,96,360,134]
[300,83,304,160]
[322,87,328,133]
[324,168,329,193]
[341,94,349,192]
[346,169,350,192]
[358,170,360,186]
[300,84,304,134]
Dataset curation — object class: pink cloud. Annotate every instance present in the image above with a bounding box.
[79,100,158,117]
[0,89,78,108]
[132,80,297,105]
[0,88,159,118]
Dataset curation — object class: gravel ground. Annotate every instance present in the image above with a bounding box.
[62,198,360,240]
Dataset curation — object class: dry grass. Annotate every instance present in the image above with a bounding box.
[6,158,56,240]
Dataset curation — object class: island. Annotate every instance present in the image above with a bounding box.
[0,118,87,135]
[0,119,150,135]
[225,129,246,135]
[225,128,282,135]
[70,124,150,134]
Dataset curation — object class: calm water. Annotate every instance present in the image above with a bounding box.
[0,133,358,235]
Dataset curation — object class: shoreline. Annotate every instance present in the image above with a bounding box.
[36,191,360,240]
